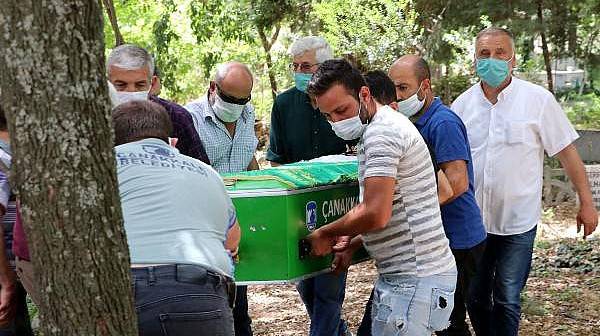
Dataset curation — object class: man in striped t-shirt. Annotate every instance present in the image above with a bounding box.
[306,59,457,335]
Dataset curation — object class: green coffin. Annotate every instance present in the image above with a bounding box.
[222,161,367,284]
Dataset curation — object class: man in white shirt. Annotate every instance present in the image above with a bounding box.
[451,27,598,336]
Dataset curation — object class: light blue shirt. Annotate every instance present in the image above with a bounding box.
[116,138,236,277]
[186,96,258,174]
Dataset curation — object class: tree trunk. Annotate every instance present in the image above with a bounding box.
[101,0,125,46]
[257,25,280,101]
[537,0,554,94]
[0,1,138,335]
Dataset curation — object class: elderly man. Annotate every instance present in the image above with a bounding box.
[306,59,457,335]
[267,37,350,336]
[107,44,210,164]
[113,100,240,335]
[389,55,487,336]
[451,27,598,336]
[186,62,258,336]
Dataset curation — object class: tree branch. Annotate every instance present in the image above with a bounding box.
[101,0,125,47]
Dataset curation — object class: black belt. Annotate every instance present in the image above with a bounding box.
[132,264,236,308]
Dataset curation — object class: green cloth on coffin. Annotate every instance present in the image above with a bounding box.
[222,160,367,284]
[222,161,359,191]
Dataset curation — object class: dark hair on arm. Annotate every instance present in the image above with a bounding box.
[112,100,173,146]
[306,59,366,99]
[364,70,396,106]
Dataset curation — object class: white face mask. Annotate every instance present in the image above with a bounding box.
[396,83,425,118]
[330,103,367,140]
[212,94,245,123]
[116,90,149,105]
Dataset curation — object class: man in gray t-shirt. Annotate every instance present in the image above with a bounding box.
[113,100,240,335]
[306,59,456,335]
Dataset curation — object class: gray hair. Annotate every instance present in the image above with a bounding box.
[289,36,333,63]
[214,61,254,85]
[475,27,515,51]
[112,100,172,145]
[107,44,155,81]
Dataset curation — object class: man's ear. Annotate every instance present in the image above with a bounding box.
[150,75,159,92]
[389,102,399,110]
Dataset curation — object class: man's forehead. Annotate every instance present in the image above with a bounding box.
[477,34,512,49]
[316,84,350,111]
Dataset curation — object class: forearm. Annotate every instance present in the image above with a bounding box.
[247,156,259,171]
[319,203,384,238]
[558,145,594,205]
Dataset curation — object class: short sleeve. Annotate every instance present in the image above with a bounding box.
[430,121,471,164]
[266,99,285,163]
[226,196,237,230]
[363,129,402,178]
[539,96,579,157]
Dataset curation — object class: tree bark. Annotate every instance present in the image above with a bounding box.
[537,0,554,94]
[101,0,125,46]
[257,25,280,101]
[0,1,138,335]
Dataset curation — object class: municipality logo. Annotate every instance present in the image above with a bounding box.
[305,201,317,231]
[142,144,176,157]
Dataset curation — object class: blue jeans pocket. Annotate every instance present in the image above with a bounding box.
[373,283,414,336]
[160,311,224,336]
[428,287,455,331]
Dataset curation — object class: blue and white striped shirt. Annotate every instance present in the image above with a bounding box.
[186,96,258,174]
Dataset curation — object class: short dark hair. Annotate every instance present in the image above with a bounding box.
[112,100,172,146]
[0,105,6,132]
[364,70,396,106]
[415,58,431,83]
[307,59,366,99]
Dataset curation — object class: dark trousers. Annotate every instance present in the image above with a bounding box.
[133,264,234,336]
[297,271,348,336]
[0,281,33,336]
[356,290,374,336]
[468,226,537,336]
[233,285,252,336]
[436,240,487,336]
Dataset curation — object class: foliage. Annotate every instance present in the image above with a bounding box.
[562,93,600,130]
[313,0,419,71]
[432,74,473,105]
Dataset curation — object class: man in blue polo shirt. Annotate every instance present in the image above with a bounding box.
[389,55,487,336]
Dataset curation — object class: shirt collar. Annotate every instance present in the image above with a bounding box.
[415,97,443,128]
[476,76,516,104]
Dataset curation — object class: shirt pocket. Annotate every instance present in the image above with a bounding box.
[505,121,538,147]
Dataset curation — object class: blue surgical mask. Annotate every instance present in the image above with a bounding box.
[476,54,514,88]
[294,72,313,93]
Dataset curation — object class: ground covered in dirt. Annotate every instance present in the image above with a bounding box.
[247,203,600,335]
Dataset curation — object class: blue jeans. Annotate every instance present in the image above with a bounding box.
[297,271,348,336]
[468,226,537,336]
[133,264,234,336]
[372,269,457,335]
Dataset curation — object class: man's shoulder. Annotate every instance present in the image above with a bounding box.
[150,95,190,116]
[431,103,464,126]
[274,87,303,106]
[513,77,555,101]
[452,83,480,107]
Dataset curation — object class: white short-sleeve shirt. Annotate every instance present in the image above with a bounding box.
[451,77,579,235]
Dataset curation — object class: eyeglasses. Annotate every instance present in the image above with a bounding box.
[289,62,320,72]
[216,84,251,105]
